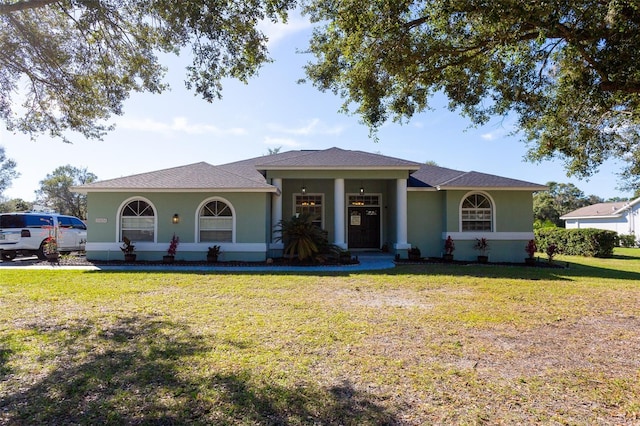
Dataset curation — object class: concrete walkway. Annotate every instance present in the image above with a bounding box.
[1,252,397,272]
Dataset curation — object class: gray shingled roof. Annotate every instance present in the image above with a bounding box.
[74,147,545,193]
[255,147,421,169]
[74,162,276,192]
[560,197,640,219]
[560,202,622,218]
[409,164,546,190]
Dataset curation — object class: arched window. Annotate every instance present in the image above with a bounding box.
[121,199,155,241]
[199,199,233,242]
[461,193,493,231]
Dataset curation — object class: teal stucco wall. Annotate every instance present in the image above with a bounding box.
[85,192,269,261]
[412,190,535,263]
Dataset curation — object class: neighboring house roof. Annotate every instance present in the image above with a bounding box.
[74,147,545,193]
[560,197,640,220]
[73,162,277,193]
[408,164,547,191]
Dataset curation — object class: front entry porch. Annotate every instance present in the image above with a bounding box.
[270,177,411,255]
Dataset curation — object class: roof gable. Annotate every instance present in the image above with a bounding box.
[409,164,546,190]
[560,196,640,219]
[74,162,275,193]
[254,147,421,170]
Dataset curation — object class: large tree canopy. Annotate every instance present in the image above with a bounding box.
[36,165,96,219]
[0,145,19,197]
[0,0,295,142]
[302,0,640,184]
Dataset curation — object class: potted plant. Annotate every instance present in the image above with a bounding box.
[443,236,455,262]
[207,245,221,263]
[525,239,537,265]
[43,237,59,262]
[408,246,421,260]
[474,237,489,263]
[546,243,558,264]
[163,234,179,263]
[339,249,352,264]
[120,236,136,262]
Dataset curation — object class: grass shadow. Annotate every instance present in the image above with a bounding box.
[377,261,640,282]
[0,314,398,425]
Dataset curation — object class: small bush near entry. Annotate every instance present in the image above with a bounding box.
[535,228,617,258]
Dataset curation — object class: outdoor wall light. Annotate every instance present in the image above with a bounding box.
[172,214,180,224]
[359,186,365,195]
[301,185,306,194]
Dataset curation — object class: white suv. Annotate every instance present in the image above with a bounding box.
[0,212,87,261]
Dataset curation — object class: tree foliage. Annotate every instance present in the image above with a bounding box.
[0,197,31,213]
[36,165,97,219]
[0,0,295,142]
[533,181,604,227]
[0,145,19,197]
[302,0,640,183]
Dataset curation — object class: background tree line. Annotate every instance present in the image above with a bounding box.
[533,182,637,228]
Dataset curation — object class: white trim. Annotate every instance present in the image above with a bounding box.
[87,242,267,252]
[271,178,283,244]
[394,243,412,250]
[442,232,534,241]
[74,188,277,194]
[407,187,438,192]
[437,186,545,191]
[334,179,345,247]
[560,214,621,220]
[195,196,236,243]
[396,179,408,246]
[117,196,158,243]
[459,191,496,232]
[259,166,419,171]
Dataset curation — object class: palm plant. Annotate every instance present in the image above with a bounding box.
[275,213,327,262]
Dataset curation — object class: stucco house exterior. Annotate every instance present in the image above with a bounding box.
[560,197,640,238]
[73,147,546,263]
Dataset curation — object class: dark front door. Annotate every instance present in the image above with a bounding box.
[348,207,380,249]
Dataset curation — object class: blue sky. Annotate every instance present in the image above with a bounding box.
[0,15,631,202]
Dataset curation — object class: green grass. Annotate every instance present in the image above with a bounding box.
[1,249,639,424]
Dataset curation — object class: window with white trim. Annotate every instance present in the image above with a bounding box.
[121,199,155,242]
[461,193,493,231]
[199,200,233,242]
[295,194,323,227]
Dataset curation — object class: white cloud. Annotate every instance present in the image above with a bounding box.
[267,118,344,136]
[115,116,247,136]
[481,132,497,141]
[259,14,314,48]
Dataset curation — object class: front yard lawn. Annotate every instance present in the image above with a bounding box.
[1,249,639,424]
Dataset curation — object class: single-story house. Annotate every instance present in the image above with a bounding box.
[73,147,546,262]
[560,196,640,238]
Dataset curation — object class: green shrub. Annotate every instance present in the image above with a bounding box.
[618,234,638,248]
[275,213,328,262]
[534,228,617,258]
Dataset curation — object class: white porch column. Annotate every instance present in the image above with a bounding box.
[334,178,347,249]
[395,178,411,249]
[271,178,283,248]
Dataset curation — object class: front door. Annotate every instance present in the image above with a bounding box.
[348,207,380,249]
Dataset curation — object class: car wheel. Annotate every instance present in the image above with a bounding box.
[36,242,47,260]
[1,251,16,261]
